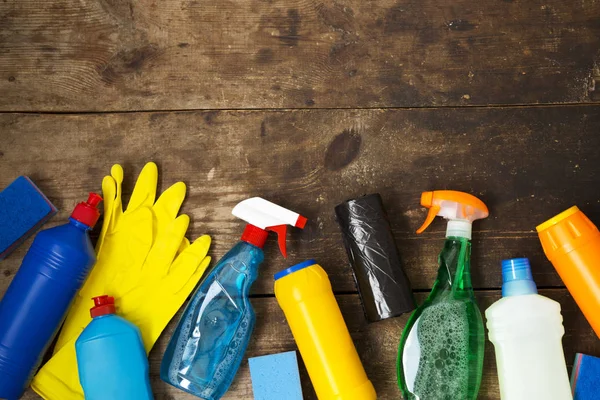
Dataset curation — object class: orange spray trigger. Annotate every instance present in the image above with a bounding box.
[417,205,441,234]
[415,190,488,238]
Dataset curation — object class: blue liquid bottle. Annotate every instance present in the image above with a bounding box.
[161,197,306,400]
[76,295,153,400]
[0,193,102,400]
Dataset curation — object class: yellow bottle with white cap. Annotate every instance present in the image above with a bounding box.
[274,260,377,400]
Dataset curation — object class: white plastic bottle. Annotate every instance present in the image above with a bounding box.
[486,258,572,400]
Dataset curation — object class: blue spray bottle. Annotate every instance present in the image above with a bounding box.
[160,197,307,400]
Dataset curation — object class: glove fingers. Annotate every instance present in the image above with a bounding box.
[141,255,211,353]
[85,206,153,309]
[178,256,211,296]
[126,162,158,213]
[172,235,211,271]
[144,214,190,278]
[166,235,211,294]
[153,181,187,238]
[110,164,124,218]
[108,239,211,355]
[95,174,116,254]
[178,237,191,255]
[103,207,155,296]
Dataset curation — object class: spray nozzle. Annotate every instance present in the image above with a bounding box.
[416,190,488,239]
[70,192,103,228]
[232,197,307,257]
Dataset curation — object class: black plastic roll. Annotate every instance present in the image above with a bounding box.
[335,194,416,322]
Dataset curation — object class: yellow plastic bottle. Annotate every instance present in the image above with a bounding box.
[274,260,377,400]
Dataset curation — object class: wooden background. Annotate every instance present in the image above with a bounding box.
[1,0,600,398]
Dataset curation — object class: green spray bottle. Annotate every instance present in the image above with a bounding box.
[397,190,488,400]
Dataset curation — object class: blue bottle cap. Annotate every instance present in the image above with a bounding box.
[501,258,538,297]
[274,259,316,281]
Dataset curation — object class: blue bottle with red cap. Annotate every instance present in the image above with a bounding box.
[161,197,307,400]
[0,193,102,400]
[76,295,153,400]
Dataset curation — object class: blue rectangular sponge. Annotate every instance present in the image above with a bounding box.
[0,176,57,260]
[249,351,303,400]
[572,353,600,400]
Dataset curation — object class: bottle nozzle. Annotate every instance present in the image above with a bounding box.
[416,190,488,239]
[233,197,307,258]
[90,295,116,318]
[86,193,103,208]
[70,192,103,228]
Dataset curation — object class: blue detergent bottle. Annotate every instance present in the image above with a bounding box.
[160,197,307,400]
[76,295,153,400]
[0,193,102,400]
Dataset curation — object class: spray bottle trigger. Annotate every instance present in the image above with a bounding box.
[267,225,288,258]
[416,205,441,234]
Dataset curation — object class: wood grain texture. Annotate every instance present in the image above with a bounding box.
[2,0,600,111]
[1,106,600,296]
[15,289,600,399]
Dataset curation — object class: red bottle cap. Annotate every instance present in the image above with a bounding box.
[90,295,116,318]
[71,193,102,228]
[241,224,269,249]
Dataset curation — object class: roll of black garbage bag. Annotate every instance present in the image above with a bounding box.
[335,194,416,322]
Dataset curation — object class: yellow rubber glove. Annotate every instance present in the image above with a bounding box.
[54,163,159,351]
[31,163,211,400]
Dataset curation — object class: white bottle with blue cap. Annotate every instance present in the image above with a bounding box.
[485,258,572,400]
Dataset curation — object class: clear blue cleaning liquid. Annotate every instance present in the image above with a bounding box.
[161,241,264,400]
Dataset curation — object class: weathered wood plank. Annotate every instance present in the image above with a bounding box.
[17,289,600,399]
[1,0,600,111]
[2,106,599,295]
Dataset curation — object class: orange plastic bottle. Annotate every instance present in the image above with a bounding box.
[537,206,600,338]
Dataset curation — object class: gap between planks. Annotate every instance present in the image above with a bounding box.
[2,101,600,116]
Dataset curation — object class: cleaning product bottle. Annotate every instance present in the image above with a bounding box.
[537,206,600,339]
[76,295,153,400]
[0,193,102,400]
[486,258,571,400]
[160,197,306,400]
[397,190,488,400]
[275,259,377,400]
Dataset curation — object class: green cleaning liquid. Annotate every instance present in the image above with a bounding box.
[397,191,488,400]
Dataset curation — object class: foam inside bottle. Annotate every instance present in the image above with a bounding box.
[404,300,470,399]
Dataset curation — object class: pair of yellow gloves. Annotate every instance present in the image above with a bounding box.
[32,162,211,400]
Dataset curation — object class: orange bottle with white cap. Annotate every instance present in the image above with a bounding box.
[537,206,600,338]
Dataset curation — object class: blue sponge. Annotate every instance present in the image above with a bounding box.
[248,351,303,400]
[571,353,600,400]
[0,176,57,259]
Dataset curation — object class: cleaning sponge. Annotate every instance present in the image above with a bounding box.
[248,351,303,400]
[0,176,57,259]
[572,353,600,400]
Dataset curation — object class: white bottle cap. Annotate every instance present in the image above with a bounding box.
[446,220,473,239]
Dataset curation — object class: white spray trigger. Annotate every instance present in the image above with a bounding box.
[232,197,303,229]
[232,197,307,257]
